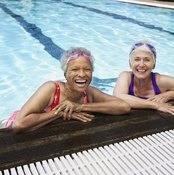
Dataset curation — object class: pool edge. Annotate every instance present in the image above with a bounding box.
[116,0,174,9]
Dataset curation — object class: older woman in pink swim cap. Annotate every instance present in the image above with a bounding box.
[1,47,130,133]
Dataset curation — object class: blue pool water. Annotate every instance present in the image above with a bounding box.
[0,0,174,120]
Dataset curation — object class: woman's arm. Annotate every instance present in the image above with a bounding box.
[12,81,60,133]
[113,72,174,115]
[13,81,95,133]
[53,86,130,116]
[113,71,158,109]
[80,86,131,115]
[148,74,174,103]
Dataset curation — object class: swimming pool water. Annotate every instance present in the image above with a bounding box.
[0,0,174,120]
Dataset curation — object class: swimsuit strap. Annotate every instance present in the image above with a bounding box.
[128,72,134,96]
[129,72,161,99]
[48,83,88,109]
[48,83,88,110]
[151,72,161,95]
[46,82,60,111]
[83,91,88,104]
[129,72,147,98]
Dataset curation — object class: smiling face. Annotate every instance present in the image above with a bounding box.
[65,56,93,92]
[130,50,155,80]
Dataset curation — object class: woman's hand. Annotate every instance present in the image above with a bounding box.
[155,102,174,116]
[53,100,84,120]
[148,92,171,103]
[53,100,94,122]
[71,112,94,122]
[55,110,94,122]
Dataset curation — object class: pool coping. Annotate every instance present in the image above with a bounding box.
[0,109,174,171]
[116,0,174,9]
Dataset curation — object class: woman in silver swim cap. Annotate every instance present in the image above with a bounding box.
[113,40,174,116]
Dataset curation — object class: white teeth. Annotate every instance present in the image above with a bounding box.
[75,80,86,83]
[137,69,145,72]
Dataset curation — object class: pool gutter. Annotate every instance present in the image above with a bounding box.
[116,0,174,9]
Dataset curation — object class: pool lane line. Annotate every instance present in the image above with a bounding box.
[63,1,174,36]
[0,2,64,60]
[0,2,117,89]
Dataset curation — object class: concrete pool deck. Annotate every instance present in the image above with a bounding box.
[117,0,174,9]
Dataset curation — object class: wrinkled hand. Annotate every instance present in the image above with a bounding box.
[148,94,170,103]
[56,111,94,122]
[53,100,83,120]
[156,102,174,116]
[71,112,94,122]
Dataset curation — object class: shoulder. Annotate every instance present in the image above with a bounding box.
[118,71,132,79]
[113,71,132,95]
[86,85,111,102]
[86,85,105,97]
[155,72,174,90]
[155,72,174,82]
[117,71,132,84]
[34,81,63,105]
[40,81,56,89]
[37,81,62,93]
[87,85,111,97]
[87,85,100,94]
